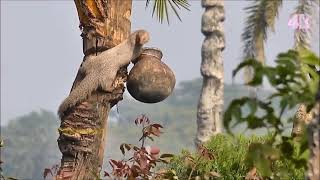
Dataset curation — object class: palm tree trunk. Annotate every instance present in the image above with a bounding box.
[306,112,320,180]
[245,33,266,97]
[306,83,320,180]
[291,0,314,139]
[241,0,282,98]
[195,0,225,147]
[291,104,313,138]
[56,0,132,179]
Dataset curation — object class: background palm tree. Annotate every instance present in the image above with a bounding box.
[241,0,282,95]
[291,1,320,179]
[55,0,189,179]
[242,0,318,139]
[307,84,320,180]
[291,0,317,139]
[195,0,225,147]
[242,0,319,178]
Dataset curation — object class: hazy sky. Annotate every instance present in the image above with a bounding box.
[1,1,319,125]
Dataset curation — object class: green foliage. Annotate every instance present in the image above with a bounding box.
[145,0,190,24]
[226,50,319,133]
[168,134,305,179]
[1,81,273,179]
[224,49,319,178]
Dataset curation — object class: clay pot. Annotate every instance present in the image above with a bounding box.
[127,48,175,103]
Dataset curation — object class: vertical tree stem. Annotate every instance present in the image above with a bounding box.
[196,0,225,147]
[56,1,132,179]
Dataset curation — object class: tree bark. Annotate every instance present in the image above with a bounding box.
[56,0,132,179]
[291,0,314,140]
[291,104,313,138]
[245,33,265,98]
[306,71,320,180]
[306,105,320,180]
[195,0,225,147]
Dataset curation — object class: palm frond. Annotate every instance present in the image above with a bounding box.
[146,0,190,24]
[241,0,282,83]
[293,0,317,50]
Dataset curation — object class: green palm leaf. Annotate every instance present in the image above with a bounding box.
[146,0,190,24]
[241,0,282,83]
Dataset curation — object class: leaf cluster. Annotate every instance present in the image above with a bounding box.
[224,49,319,178]
[145,0,190,24]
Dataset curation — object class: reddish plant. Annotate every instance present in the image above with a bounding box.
[43,164,59,179]
[105,115,174,179]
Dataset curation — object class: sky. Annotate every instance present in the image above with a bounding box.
[1,0,319,125]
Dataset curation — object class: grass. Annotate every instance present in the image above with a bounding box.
[168,134,305,179]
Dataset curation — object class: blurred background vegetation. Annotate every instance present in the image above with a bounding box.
[169,134,305,179]
[0,78,289,179]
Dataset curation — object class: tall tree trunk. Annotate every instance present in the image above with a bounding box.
[244,33,266,98]
[291,104,313,138]
[306,79,320,180]
[306,110,320,180]
[291,0,314,139]
[56,0,132,179]
[195,0,225,147]
[241,0,282,99]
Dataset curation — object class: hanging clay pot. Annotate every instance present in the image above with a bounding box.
[127,47,176,103]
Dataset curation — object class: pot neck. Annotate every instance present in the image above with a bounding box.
[132,47,163,64]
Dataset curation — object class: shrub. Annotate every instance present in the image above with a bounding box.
[168,134,305,179]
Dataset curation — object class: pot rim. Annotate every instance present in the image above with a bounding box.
[141,47,163,59]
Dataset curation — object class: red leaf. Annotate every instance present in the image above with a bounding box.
[139,155,148,170]
[110,160,123,168]
[104,171,110,177]
[151,123,163,129]
[130,165,140,177]
[199,145,215,160]
[150,126,161,137]
[133,146,140,151]
[120,144,125,155]
[124,144,133,151]
[43,168,53,179]
[144,116,150,124]
[140,147,148,154]
[141,115,146,124]
[109,160,115,169]
[139,114,151,125]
